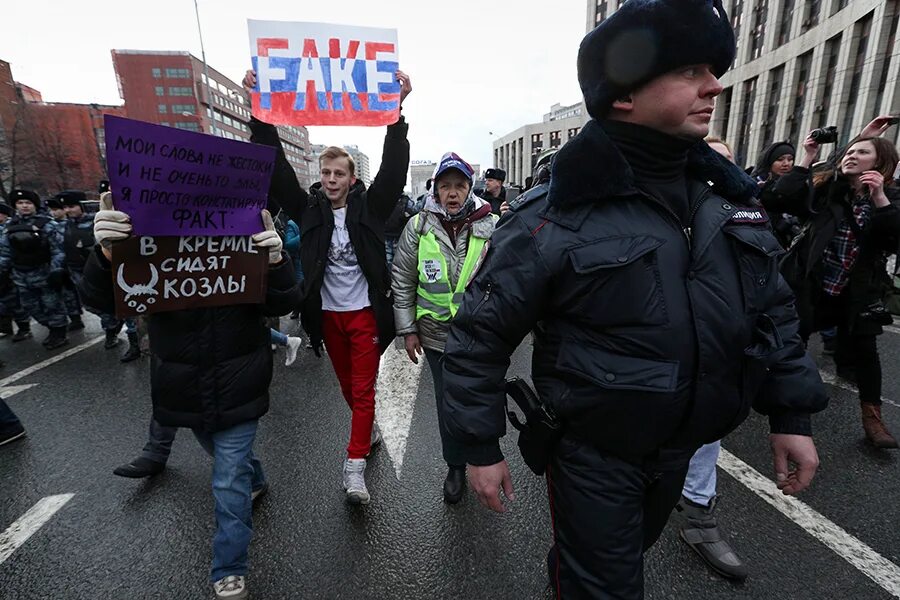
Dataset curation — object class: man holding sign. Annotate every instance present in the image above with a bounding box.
[244,59,410,505]
[79,194,300,600]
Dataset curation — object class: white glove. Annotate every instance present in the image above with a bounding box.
[252,209,283,265]
[94,192,132,249]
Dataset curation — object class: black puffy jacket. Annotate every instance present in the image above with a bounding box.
[762,166,900,336]
[249,117,410,353]
[79,246,301,432]
[442,120,828,466]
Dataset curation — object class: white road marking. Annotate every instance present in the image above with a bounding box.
[0,384,38,400]
[818,369,900,409]
[375,344,424,479]
[0,494,75,566]
[718,449,900,598]
[885,325,900,336]
[0,336,104,389]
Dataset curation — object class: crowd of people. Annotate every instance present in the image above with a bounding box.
[3,0,900,597]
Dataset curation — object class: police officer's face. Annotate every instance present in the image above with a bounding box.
[64,204,83,219]
[16,200,35,216]
[485,178,502,195]
[436,171,471,215]
[612,64,723,140]
[50,208,66,220]
[0,213,8,224]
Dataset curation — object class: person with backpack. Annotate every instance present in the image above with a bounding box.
[763,128,900,448]
[391,152,497,503]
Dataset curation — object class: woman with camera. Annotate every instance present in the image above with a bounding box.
[761,118,900,448]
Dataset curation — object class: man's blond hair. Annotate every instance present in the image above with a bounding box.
[319,146,356,176]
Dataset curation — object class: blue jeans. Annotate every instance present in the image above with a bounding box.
[270,328,288,346]
[191,420,265,582]
[0,398,21,428]
[681,440,720,506]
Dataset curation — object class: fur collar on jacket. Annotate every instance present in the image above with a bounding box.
[548,119,759,208]
[421,195,495,239]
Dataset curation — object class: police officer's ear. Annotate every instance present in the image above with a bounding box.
[611,95,634,112]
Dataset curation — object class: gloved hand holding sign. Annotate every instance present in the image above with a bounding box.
[94,191,132,260]
[251,209,283,265]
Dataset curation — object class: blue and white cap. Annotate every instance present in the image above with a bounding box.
[432,152,475,185]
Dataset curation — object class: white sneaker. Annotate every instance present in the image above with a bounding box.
[366,424,382,457]
[285,336,302,366]
[342,458,370,505]
[213,575,248,600]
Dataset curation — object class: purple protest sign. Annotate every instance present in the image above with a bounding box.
[104,115,276,237]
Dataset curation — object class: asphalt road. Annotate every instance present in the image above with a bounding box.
[1,315,899,599]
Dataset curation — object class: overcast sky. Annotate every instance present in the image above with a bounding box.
[2,0,587,179]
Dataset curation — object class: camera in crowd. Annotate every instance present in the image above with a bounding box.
[810,125,839,145]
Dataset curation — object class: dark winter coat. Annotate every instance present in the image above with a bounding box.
[441,119,828,466]
[79,246,301,432]
[477,187,507,215]
[761,166,900,336]
[249,117,410,353]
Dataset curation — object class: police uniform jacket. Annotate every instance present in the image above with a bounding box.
[441,120,829,466]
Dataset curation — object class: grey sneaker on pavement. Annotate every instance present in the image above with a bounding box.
[213,575,248,599]
[285,336,302,366]
[676,495,748,581]
[342,458,370,505]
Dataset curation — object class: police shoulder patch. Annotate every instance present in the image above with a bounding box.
[509,184,549,212]
[729,207,769,225]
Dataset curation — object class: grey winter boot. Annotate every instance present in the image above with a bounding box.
[676,496,748,581]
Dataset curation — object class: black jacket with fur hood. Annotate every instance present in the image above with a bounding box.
[441,119,828,466]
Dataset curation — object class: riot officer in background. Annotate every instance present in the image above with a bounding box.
[60,190,123,348]
[0,202,30,340]
[0,189,69,349]
[53,192,85,332]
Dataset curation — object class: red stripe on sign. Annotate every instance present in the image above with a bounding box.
[365,41,395,60]
[302,38,319,58]
[328,39,361,59]
[256,38,288,57]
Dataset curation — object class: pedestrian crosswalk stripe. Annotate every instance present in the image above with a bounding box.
[0,336,104,389]
[718,449,900,598]
[0,494,75,566]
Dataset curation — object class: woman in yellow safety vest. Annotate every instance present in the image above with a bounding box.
[391,152,498,504]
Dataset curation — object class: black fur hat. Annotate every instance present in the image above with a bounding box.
[578,0,735,119]
[484,168,506,182]
[55,190,88,207]
[10,188,40,208]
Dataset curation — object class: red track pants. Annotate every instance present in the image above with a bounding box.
[321,308,380,459]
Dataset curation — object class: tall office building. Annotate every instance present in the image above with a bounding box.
[111,50,315,189]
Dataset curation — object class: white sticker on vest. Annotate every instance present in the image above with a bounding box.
[422,259,442,283]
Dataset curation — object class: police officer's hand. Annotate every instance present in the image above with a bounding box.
[94,192,132,261]
[252,210,284,265]
[770,433,819,495]
[469,460,515,513]
[404,333,423,364]
[499,201,511,215]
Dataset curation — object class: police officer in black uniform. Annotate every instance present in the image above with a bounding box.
[478,168,507,215]
[441,2,828,598]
